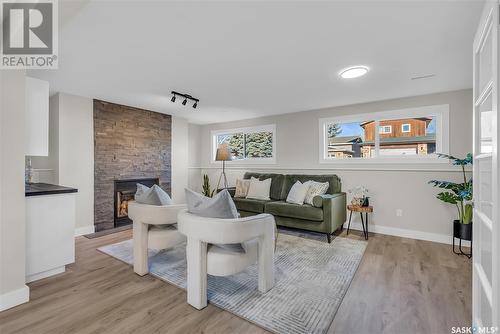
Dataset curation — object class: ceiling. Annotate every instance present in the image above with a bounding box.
[29,1,484,124]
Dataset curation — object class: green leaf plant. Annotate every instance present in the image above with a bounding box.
[428,153,473,224]
[202,174,215,198]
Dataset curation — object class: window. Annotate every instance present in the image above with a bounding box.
[212,124,276,163]
[379,125,392,134]
[401,123,411,133]
[325,120,374,159]
[319,105,449,163]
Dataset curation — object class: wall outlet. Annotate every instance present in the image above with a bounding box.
[396,209,403,217]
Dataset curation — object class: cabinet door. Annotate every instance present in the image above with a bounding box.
[26,194,76,282]
[25,77,49,156]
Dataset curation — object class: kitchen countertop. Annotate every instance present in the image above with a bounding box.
[25,183,78,197]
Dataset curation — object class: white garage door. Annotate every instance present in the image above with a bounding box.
[379,148,417,156]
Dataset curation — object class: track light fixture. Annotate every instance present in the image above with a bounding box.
[170,91,199,109]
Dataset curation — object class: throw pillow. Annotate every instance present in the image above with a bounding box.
[286,181,310,205]
[303,181,329,205]
[234,179,251,198]
[185,188,238,219]
[246,177,272,200]
[134,183,173,205]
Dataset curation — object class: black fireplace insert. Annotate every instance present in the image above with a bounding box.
[113,177,159,227]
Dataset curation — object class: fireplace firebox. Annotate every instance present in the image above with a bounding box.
[113,178,159,227]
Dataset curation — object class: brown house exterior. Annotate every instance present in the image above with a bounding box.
[328,118,436,158]
[360,118,435,157]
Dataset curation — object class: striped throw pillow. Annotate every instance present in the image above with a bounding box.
[303,181,329,205]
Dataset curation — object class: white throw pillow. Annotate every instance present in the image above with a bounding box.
[234,179,251,198]
[303,181,330,205]
[246,177,272,200]
[286,181,310,205]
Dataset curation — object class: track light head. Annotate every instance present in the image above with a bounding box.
[182,99,187,106]
[171,95,176,102]
[193,102,197,109]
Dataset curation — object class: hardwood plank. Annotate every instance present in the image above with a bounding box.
[0,229,471,334]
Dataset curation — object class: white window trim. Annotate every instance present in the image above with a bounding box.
[401,123,411,133]
[379,125,392,134]
[210,124,277,164]
[318,104,450,164]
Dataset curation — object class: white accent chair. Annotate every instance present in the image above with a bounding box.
[128,201,187,276]
[177,210,275,310]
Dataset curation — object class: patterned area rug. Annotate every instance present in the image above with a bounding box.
[98,233,366,334]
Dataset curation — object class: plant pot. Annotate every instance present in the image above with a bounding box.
[453,220,472,241]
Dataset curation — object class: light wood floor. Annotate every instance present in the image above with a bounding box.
[0,229,471,334]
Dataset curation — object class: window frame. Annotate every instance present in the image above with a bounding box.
[318,104,449,164]
[379,125,392,134]
[211,124,277,164]
[401,123,411,133]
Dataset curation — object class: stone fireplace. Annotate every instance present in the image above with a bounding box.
[114,178,159,227]
[94,100,171,232]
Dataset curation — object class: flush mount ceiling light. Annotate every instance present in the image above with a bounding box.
[339,66,369,79]
[171,91,199,109]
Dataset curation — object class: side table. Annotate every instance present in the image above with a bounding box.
[347,205,373,240]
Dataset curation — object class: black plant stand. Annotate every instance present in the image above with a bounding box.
[453,237,472,258]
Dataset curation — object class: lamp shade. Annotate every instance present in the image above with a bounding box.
[215,144,232,161]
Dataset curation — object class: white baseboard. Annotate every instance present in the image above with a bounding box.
[0,285,29,312]
[75,225,95,237]
[344,221,471,247]
[26,266,65,283]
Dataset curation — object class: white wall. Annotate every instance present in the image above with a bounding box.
[171,117,189,204]
[32,93,95,235]
[57,93,94,236]
[188,123,202,192]
[0,70,29,311]
[194,89,473,244]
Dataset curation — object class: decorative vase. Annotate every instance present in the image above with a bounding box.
[452,220,472,258]
[361,197,369,207]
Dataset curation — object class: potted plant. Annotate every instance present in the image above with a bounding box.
[202,174,215,198]
[348,186,369,207]
[428,153,473,257]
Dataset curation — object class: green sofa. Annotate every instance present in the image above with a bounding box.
[230,172,346,243]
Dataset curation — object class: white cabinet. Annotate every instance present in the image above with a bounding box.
[25,77,49,156]
[25,193,76,282]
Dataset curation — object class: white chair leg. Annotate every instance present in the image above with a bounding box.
[133,221,149,276]
[257,234,275,293]
[186,237,208,310]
